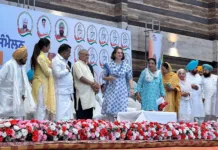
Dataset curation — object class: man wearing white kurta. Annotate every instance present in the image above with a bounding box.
[39,19,48,35]
[202,64,218,121]
[94,84,104,117]
[52,44,74,121]
[73,49,100,119]
[186,60,205,121]
[128,81,141,111]
[0,47,35,119]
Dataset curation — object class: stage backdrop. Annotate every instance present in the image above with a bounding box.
[0,4,132,85]
[148,32,164,69]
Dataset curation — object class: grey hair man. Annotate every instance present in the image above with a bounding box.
[73,49,100,119]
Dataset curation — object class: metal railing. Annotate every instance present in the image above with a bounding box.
[16,0,35,10]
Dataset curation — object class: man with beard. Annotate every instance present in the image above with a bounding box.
[0,47,36,119]
[186,60,205,122]
[197,66,203,76]
[202,64,218,121]
[57,22,66,38]
[20,19,30,33]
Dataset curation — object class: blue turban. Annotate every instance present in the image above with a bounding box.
[186,60,199,71]
[27,69,34,81]
[202,64,213,72]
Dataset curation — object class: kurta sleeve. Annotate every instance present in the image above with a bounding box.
[187,84,193,101]
[171,74,181,92]
[103,64,109,78]
[95,93,103,107]
[201,87,205,99]
[171,74,181,113]
[126,64,132,81]
[137,70,145,93]
[37,56,51,77]
[73,63,84,80]
[159,73,166,97]
[52,61,69,78]
[200,77,205,99]
[0,63,9,85]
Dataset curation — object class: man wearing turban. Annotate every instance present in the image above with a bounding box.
[197,66,203,76]
[0,46,36,119]
[186,60,205,122]
[19,18,30,33]
[57,22,66,38]
[202,64,218,121]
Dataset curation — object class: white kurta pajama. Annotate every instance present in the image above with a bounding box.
[128,97,141,111]
[52,54,74,121]
[0,58,35,119]
[39,25,48,35]
[186,72,205,118]
[202,74,218,117]
[94,92,104,117]
[178,79,193,122]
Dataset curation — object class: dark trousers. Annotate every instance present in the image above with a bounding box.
[75,99,93,119]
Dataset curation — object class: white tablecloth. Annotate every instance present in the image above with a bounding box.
[117,110,177,124]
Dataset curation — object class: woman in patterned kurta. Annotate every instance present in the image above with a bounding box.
[101,47,134,118]
[137,58,165,111]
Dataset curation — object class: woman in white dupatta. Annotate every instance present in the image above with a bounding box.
[177,69,193,122]
[136,58,165,111]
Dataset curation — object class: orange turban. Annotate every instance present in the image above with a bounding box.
[12,46,27,60]
[197,66,202,72]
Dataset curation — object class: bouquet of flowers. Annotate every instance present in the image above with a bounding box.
[0,119,217,142]
[156,97,168,111]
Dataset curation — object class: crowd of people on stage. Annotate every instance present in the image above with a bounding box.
[0,37,217,123]
[136,58,217,123]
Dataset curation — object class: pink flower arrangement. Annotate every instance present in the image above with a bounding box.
[0,119,217,142]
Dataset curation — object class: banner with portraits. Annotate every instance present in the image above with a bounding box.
[0,4,132,85]
[148,32,163,69]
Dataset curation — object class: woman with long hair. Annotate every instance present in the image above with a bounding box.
[31,38,56,120]
[161,62,181,113]
[136,58,165,111]
[101,46,134,121]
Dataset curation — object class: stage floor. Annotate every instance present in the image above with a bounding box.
[0,140,218,150]
[99,148,218,150]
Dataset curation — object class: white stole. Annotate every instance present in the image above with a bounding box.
[145,68,160,82]
[11,58,36,114]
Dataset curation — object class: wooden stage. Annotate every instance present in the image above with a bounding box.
[0,140,218,150]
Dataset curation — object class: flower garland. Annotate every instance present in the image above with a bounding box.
[0,119,217,142]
